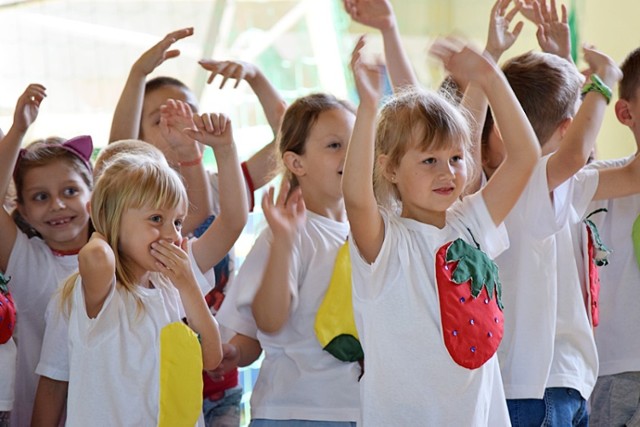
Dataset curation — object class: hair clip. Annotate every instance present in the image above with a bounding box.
[13,135,94,180]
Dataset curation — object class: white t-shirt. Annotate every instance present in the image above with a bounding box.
[6,231,79,426]
[0,339,16,411]
[36,239,215,383]
[66,269,208,427]
[217,211,360,422]
[496,156,564,399]
[587,156,640,376]
[350,192,510,427]
[546,169,600,400]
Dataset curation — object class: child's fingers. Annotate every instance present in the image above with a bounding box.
[560,3,567,23]
[164,49,181,60]
[201,114,215,133]
[549,0,558,22]
[166,27,194,43]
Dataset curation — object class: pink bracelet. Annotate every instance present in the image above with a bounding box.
[178,152,203,167]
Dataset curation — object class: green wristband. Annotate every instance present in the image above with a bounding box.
[581,74,612,104]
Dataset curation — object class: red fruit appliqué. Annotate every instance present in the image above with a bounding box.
[435,238,503,370]
[0,273,16,344]
[584,209,610,328]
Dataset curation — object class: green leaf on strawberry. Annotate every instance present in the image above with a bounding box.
[446,239,503,310]
[0,272,10,295]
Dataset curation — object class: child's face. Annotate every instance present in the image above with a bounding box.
[394,143,467,225]
[117,202,187,280]
[294,108,355,203]
[140,84,198,165]
[18,159,91,251]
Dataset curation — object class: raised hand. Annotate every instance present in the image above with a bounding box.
[159,99,201,161]
[261,180,306,245]
[183,112,234,150]
[132,27,194,76]
[486,0,524,62]
[430,38,496,90]
[343,0,395,31]
[534,0,572,61]
[582,44,622,88]
[198,59,259,89]
[351,36,385,108]
[14,84,46,133]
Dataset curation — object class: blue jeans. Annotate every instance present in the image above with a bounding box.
[202,386,242,427]
[250,420,356,427]
[508,387,588,427]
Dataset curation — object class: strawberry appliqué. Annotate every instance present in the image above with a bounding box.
[435,238,503,370]
[584,209,610,327]
[0,272,16,344]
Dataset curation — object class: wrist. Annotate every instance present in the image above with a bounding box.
[581,74,612,104]
[178,151,203,167]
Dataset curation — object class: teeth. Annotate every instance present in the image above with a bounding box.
[48,218,71,226]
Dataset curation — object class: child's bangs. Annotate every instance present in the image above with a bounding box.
[127,165,187,212]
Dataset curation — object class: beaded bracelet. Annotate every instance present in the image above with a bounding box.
[581,74,612,105]
[178,152,203,167]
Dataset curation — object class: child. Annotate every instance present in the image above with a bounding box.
[343,34,540,426]
[0,84,95,427]
[216,92,361,426]
[588,47,640,426]
[60,108,247,426]
[30,140,172,426]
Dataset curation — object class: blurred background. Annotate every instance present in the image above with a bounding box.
[1,0,637,424]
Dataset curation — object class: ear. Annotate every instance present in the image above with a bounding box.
[377,154,396,183]
[615,99,634,126]
[86,200,92,216]
[558,117,573,138]
[282,151,306,178]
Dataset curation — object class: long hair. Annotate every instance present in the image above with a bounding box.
[60,154,187,313]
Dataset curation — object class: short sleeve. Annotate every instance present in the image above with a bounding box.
[36,295,70,381]
[186,238,215,295]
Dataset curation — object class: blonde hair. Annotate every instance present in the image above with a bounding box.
[276,93,355,189]
[60,154,187,313]
[93,139,167,179]
[374,88,475,210]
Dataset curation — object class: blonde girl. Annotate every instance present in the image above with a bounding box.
[342,37,540,425]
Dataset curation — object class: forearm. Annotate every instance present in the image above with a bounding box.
[246,70,287,135]
[31,376,68,427]
[380,24,419,90]
[109,69,146,143]
[251,237,294,333]
[460,82,489,194]
[0,126,26,200]
[179,282,223,370]
[179,159,214,236]
[212,144,248,236]
[230,333,262,367]
[244,140,277,190]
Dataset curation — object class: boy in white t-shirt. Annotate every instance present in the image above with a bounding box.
[588,47,640,427]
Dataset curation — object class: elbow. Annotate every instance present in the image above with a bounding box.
[251,303,286,335]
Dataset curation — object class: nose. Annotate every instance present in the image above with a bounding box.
[162,222,181,244]
[437,161,455,178]
[50,196,66,211]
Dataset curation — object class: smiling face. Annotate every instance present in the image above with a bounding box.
[118,203,187,281]
[392,143,467,227]
[289,107,355,214]
[140,84,199,165]
[18,159,91,251]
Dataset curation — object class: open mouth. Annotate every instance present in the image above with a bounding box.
[46,217,73,227]
[433,187,454,195]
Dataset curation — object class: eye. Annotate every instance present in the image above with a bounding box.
[63,187,79,197]
[422,158,436,165]
[32,192,48,202]
[174,219,184,230]
[327,142,342,150]
[450,155,463,163]
[149,215,163,224]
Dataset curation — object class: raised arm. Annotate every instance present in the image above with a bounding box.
[343,0,418,90]
[342,36,385,263]
[546,46,621,191]
[524,0,574,64]
[465,0,524,194]
[109,27,193,143]
[185,109,248,271]
[79,233,116,318]
[151,238,222,370]
[160,99,213,235]
[0,84,46,271]
[251,182,305,333]
[199,59,287,190]
[431,39,540,225]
